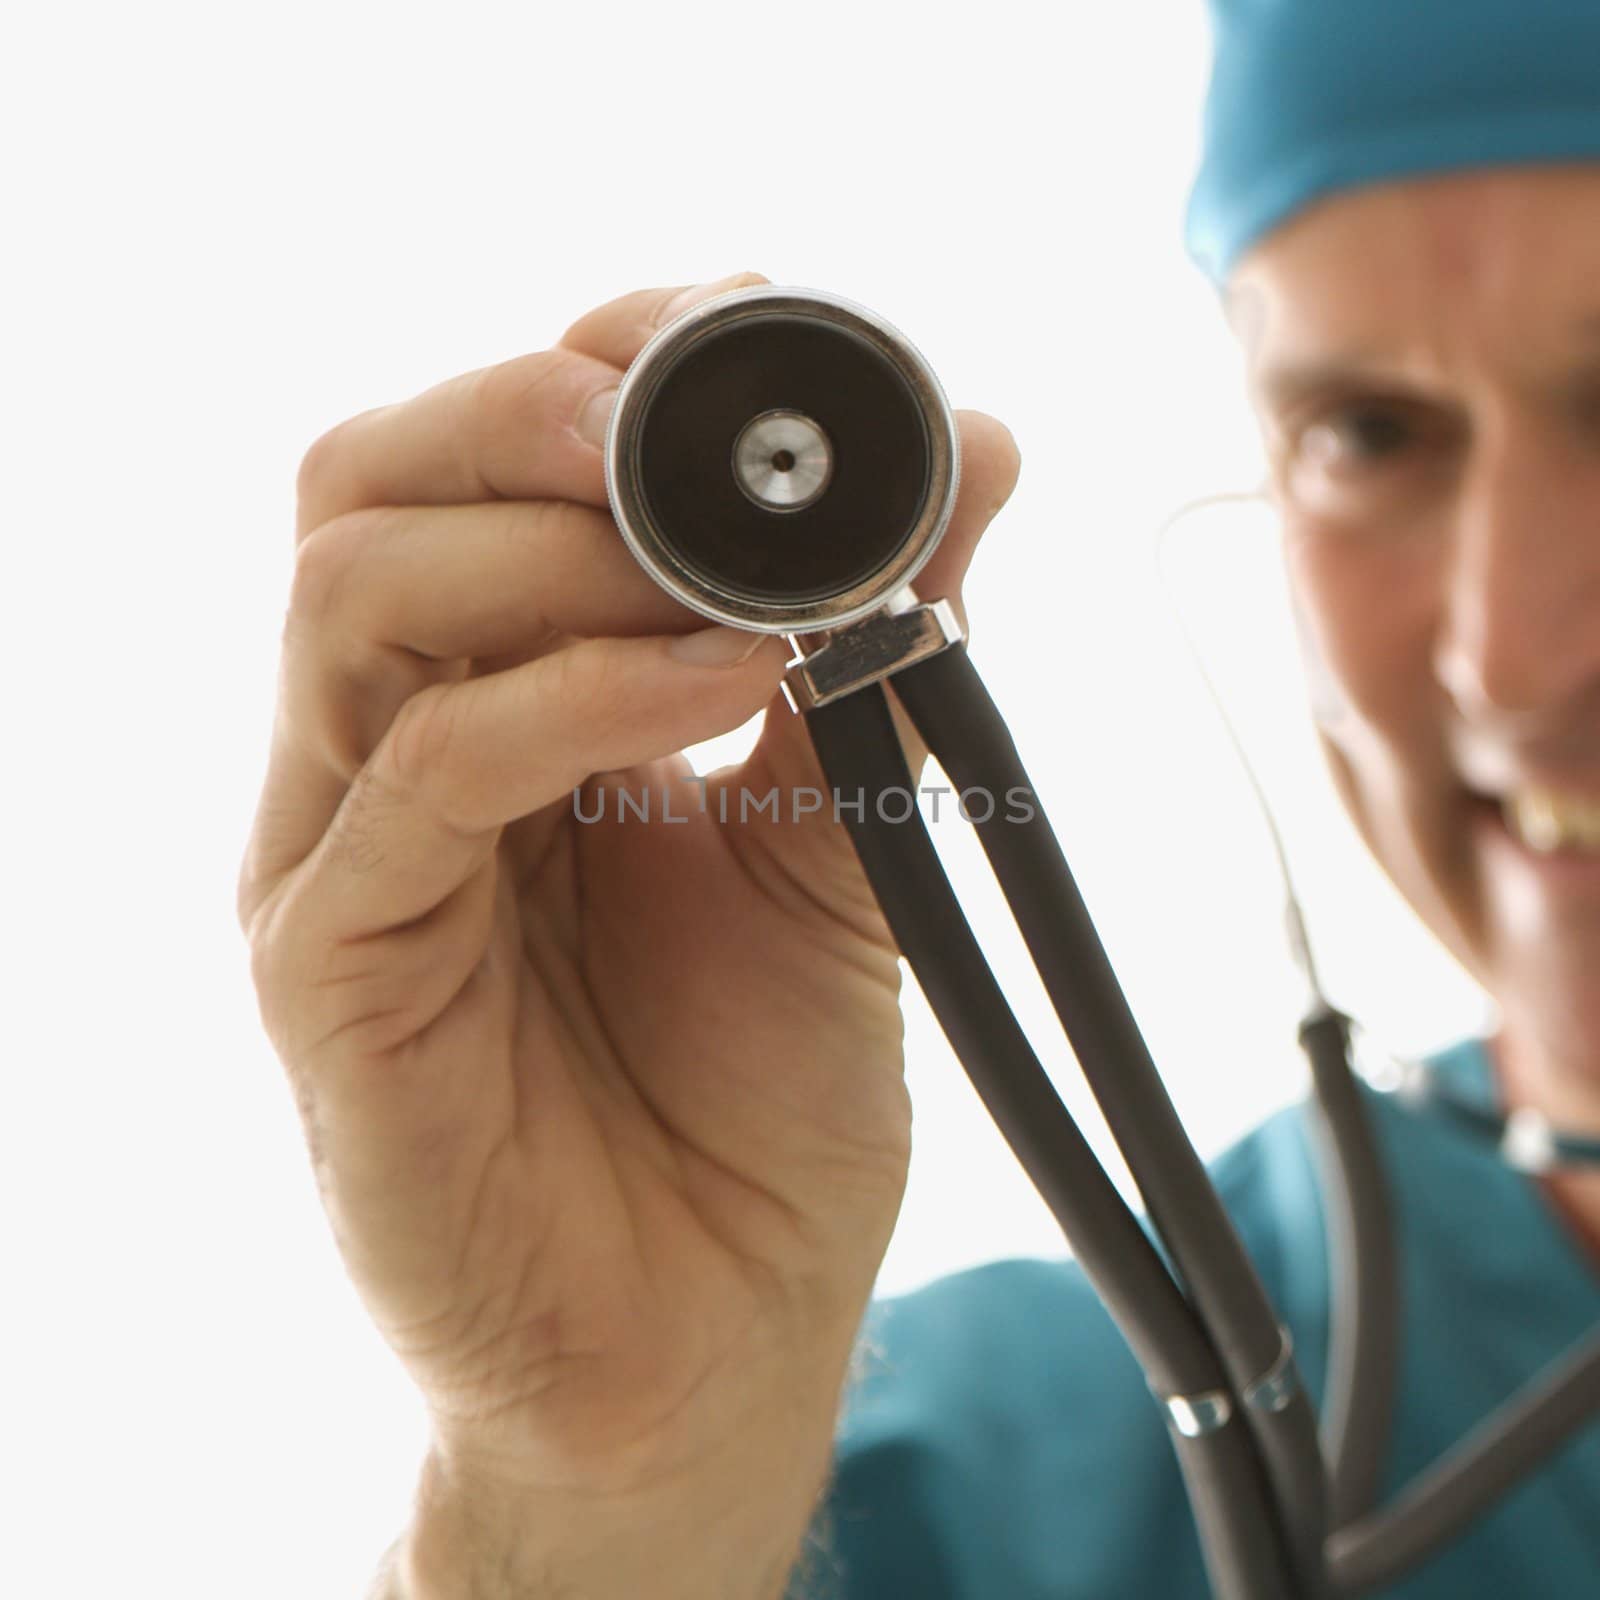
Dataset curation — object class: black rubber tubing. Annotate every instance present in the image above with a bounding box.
[804,678,1299,1599]
[1297,1005,1399,1534]
[1327,1323,1600,1593]
[883,642,1331,1597]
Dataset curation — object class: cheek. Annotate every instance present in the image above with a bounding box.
[1281,528,1437,745]
[1285,532,1481,948]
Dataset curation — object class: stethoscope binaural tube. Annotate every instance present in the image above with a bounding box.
[1155,491,1600,1592]
[1154,491,1403,1541]
[1297,1001,1400,1533]
[1327,1320,1600,1592]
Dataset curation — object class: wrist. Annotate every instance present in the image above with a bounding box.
[395,1440,821,1600]
[388,1303,869,1600]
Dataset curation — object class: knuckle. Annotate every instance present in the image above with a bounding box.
[390,682,455,778]
[550,640,629,743]
[295,405,397,540]
[286,508,387,634]
[244,905,280,1002]
[295,418,354,524]
[242,891,297,1051]
[235,851,260,937]
[649,270,771,329]
[384,684,474,832]
[237,818,298,948]
[467,348,572,438]
[547,636,601,708]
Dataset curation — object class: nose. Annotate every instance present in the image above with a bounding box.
[1432,415,1600,727]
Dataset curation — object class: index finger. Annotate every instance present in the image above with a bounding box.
[293,272,768,542]
[294,344,619,540]
[558,269,769,370]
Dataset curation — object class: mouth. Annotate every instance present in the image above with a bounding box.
[1468,784,1600,887]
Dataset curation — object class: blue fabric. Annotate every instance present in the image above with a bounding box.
[788,1038,1600,1597]
[1184,0,1600,284]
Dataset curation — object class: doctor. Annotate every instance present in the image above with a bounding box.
[236,1,1600,1594]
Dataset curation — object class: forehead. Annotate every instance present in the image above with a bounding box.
[1224,165,1600,378]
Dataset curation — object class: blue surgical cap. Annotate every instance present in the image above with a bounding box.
[1184,0,1600,285]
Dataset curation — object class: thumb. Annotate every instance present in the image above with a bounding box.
[905,407,1022,641]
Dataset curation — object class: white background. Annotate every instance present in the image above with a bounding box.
[4,4,1492,1596]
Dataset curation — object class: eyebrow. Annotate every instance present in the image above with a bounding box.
[1252,354,1401,417]
[1254,312,1600,417]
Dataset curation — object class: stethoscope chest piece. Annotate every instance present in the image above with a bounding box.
[604,285,961,635]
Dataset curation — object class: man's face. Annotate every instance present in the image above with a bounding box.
[1227,166,1600,1077]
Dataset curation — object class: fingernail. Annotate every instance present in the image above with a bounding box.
[575,386,618,450]
[667,624,769,666]
[659,272,759,325]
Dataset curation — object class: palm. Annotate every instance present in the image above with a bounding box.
[350,715,915,1486]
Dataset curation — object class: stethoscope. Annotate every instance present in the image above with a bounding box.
[601,284,1600,1598]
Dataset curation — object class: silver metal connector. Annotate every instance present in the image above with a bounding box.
[781,592,965,713]
[1162,1387,1236,1438]
[1243,1328,1300,1414]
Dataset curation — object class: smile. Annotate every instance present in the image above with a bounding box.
[1500,789,1600,856]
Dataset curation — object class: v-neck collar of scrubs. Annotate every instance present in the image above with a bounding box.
[1405,1036,1600,1287]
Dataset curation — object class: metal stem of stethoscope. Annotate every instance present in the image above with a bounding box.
[1152,489,1399,1539]
[1153,490,1600,1593]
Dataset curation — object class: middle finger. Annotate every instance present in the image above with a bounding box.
[248,497,706,897]
[285,496,702,778]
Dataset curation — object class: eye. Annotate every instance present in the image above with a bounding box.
[1298,404,1419,471]
[1277,396,1464,526]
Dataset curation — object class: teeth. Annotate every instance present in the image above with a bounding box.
[1502,790,1600,854]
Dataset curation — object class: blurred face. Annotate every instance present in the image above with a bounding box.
[1227,166,1600,1093]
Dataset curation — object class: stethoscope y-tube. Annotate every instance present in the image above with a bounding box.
[812,662,1312,1600]
[806,663,1312,1598]
[603,284,1600,1597]
[882,637,1331,1595]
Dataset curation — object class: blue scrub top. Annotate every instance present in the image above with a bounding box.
[787,1039,1600,1597]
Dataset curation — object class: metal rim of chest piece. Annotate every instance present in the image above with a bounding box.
[603,284,962,635]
